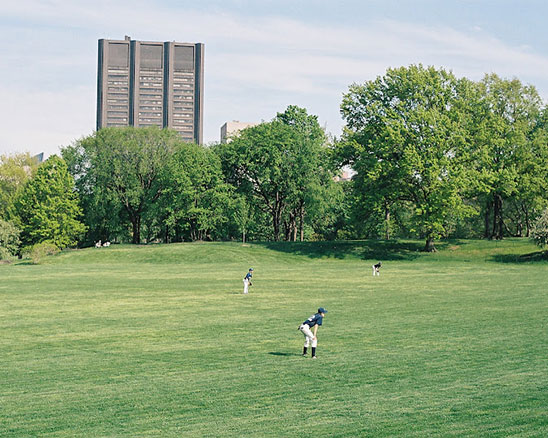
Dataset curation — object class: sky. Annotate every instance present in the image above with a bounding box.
[1,0,548,158]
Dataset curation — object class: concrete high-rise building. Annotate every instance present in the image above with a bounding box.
[97,36,204,144]
[220,121,259,143]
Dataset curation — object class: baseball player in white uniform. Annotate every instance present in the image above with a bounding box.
[372,261,382,276]
[299,307,327,359]
[243,268,253,294]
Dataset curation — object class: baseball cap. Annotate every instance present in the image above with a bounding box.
[318,307,328,314]
[249,268,253,271]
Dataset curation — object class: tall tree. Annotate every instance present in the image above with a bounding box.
[467,74,546,239]
[340,65,474,251]
[530,208,548,249]
[62,143,126,244]
[0,219,20,259]
[16,155,86,248]
[156,142,232,242]
[0,152,38,221]
[64,127,181,244]
[275,105,332,241]
[217,121,304,241]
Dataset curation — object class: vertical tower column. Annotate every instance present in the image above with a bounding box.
[194,43,204,145]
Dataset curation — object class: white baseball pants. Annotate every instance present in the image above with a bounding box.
[300,324,317,348]
[243,278,249,294]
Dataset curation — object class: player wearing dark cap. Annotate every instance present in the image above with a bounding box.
[372,261,382,276]
[243,268,253,294]
[298,307,328,359]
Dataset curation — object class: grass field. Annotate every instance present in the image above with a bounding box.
[1,239,547,437]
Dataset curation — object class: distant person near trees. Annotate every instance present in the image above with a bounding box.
[243,268,253,294]
[372,262,382,276]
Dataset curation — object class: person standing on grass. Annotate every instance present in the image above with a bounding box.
[372,261,382,276]
[243,268,253,294]
[298,307,327,359]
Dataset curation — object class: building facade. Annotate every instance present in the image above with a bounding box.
[97,36,204,144]
[220,121,259,143]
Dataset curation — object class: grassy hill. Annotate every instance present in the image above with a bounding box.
[1,239,547,437]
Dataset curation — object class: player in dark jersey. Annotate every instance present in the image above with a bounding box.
[243,268,253,294]
[298,307,327,359]
[372,261,382,276]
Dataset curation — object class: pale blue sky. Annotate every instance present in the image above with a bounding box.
[1,0,547,157]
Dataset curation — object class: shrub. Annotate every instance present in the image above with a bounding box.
[0,247,12,263]
[0,219,20,260]
[26,241,60,264]
[530,209,548,248]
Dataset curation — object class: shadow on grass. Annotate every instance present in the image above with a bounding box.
[259,240,427,261]
[268,352,300,357]
[10,261,34,266]
[491,250,548,264]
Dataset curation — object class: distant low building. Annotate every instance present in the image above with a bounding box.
[32,153,44,164]
[220,121,258,143]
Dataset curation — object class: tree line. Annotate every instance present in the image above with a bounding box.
[1,65,548,259]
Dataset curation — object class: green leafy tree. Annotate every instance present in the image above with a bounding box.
[530,208,548,248]
[275,105,333,241]
[0,219,20,260]
[231,194,250,243]
[340,65,474,251]
[308,178,351,240]
[62,143,127,244]
[217,107,336,242]
[16,155,86,248]
[466,74,546,239]
[64,127,181,244]
[0,152,38,221]
[217,120,311,241]
[157,142,232,242]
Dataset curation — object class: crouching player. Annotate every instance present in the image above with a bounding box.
[372,261,382,276]
[298,307,327,359]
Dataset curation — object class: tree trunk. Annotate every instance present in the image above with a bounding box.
[491,194,503,240]
[272,192,282,241]
[273,210,281,241]
[283,219,290,241]
[424,236,437,252]
[493,194,504,240]
[131,215,141,244]
[291,211,297,242]
[384,208,391,240]
[484,200,491,239]
[524,205,530,237]
[299,204,305,242]
[498,199,504,240]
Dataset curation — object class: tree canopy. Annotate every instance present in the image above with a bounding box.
[6,72,548,253]
[63,127,182,244]
[0,152,38,221]
[216,108,334,242]
[16,155,86,249]
[465,74,548,239]
[340,65,475,251]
